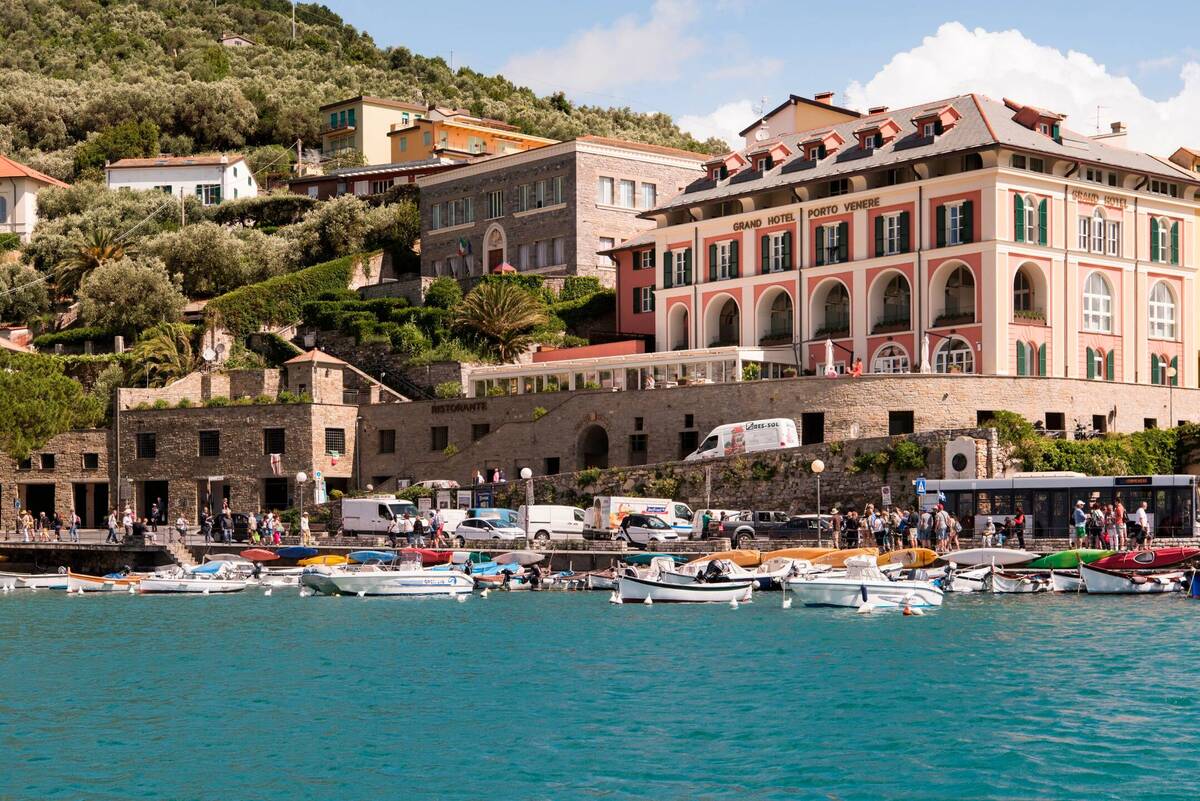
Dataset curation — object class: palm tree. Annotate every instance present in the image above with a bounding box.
[453,281,548,362]
[129,323,198,386]
[56,226,131,296]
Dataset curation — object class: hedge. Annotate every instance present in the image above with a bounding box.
[550,289,615,328]
[206,252,369,338]
[32,326,116,349]
[209,194,317,228]
[0,233,20,251]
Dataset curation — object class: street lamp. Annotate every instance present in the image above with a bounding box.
[1168,366,1178,428]
[811,459,825,546]
[520,467,533,542]
[296,472,308,519]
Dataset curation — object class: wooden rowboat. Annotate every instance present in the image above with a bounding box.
[66,570,141,593]
[1079,563,1185,594]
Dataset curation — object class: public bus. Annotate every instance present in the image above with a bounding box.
[920,473,1200,540]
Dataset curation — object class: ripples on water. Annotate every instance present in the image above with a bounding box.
[2,591,1199,800]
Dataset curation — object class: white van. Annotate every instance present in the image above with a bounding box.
[684,418,799,461]
[341,497,418,534]
[586,497,694,538]
[517,505,586,541]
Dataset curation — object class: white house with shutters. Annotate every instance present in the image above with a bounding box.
[105,154,258,206]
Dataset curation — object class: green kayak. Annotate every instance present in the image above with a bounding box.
[1026,549,1113,569]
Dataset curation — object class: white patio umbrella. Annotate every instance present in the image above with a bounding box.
[824,339,837,378]
[920,334,932,373]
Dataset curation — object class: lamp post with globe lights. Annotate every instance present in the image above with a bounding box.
[296,472,308,519]
[520,467,533,542]
[811,459,825,546]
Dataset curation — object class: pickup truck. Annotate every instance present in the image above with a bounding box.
[717,511,829,548]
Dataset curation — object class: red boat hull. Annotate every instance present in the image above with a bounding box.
[400,548,453,566]
[1089,547,1200,570]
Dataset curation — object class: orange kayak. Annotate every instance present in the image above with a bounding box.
[813,547,880,567]
[686,549,762,567]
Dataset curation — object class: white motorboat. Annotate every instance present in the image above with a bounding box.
[0,573,18,591]
[786,556,943,608]
[66,570,142,593]
[300,556,474,596]
[586,571,617,591]
[1050,570,1083,593]
[657,557,755,587]
[616,573,753,603]
[931,565,991,593]
[1079,563,1185,595]
[941,548,1037,567]
[990,569,1052,594]
[139,576,249,594]
[17,573,70,590]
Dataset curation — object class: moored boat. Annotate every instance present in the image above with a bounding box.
[1088,547,1200,571]
[300,555,474,596]
[940,548,1036,567]
[1050,570,1083,593]
[0,573,19,591]
[616,573,753,603]
[990,569,1052,594]
[877,548,939,568]
[586,571,617,591]
[17,573,70,590]
[139,576,248,593]
[1079,562,1186,594]
[763,547,835,562]
[1025,549,1112,569]
[786,556,942,608]
[66,570,141,593]
[685,549,761,567]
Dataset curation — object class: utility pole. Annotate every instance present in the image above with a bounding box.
[291,1,296,42]
[296,138,302,175]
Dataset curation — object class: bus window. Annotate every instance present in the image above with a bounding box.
[976,491,992,516]
[993,492,1012,516]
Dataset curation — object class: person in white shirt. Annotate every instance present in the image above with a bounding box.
[982,517,996,547]
[1134,502,1150,550]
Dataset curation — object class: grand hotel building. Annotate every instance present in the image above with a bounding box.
[465,93,1200,402]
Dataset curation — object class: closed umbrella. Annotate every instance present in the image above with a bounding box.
[240,548,279,561]
[824,339,837,378]
[920,334,932,373]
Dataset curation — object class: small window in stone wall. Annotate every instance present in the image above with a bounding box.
[888,411,914,436]
[1144,418,1158,430]
[263,428,285,455]
[430,426,449,452]
[325,428,346,455]
[378,429,396,453]
[976,410,995,427]
[800,412,825,445]
[544,457,560,475]
[1045,412,1065,432]
[684,414,695,428]
[471,423,490,441]
[17,457,32,470]
[198,430,220,458]
[136,432,157,459]
[634,417,644,431]
[40,453,56,470]
[82,453,100,470]
[679,430,699,459]
[629,433,648,465]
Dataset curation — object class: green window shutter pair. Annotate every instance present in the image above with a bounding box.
[1038,344,1047,376]
[815,225,826,266]
[837,222,849,262]
[936,205,946,247]
[683,249,692,285]
[1014,195,1025,243]
[1150,218,1160,262]
[1016,342,1027,375]
[1086,347,1095,379]
[899,211,911,252]
[1037,198,1048,245]
[708,244,718,280]
[874,215,885,257]
[1171,221,1180,264]
[663,250,673,289]
[1151,354,1161,385]
[1106,350,1114,381]
[729,240,739,278]
[960,201,973,244]
[761,234,770,272]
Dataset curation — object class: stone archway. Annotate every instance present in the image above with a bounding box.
[578,424,610,470]
[484,223,507,272]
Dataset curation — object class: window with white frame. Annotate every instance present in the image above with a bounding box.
[598,237,614,267]
[714,241,733,279]
[1090,348,1105,380]
[487,190,504,219]
[947,203,964,245]
[935,338,975,373]
[196,184,221,205]
[637,250,654,270]
[1149,179,1179,198]
[673,249,689,286]
[1091,209,1106,253]
[822,223,842,264]
[1149,282,1176,339]
[873,344,910,374]
[1077,215,1090,251]
[536,240,549,268]
[1023,195,1038,242]
[596,176,614,205]
[1082,272,1113,333]
[883,214,902,255]
[553,237,565,265]
[636,286,654,313]
[641,183,656,209]
[617,180,635,208]
[923,122,936,138]
[1013,269,1033,313]
[551,176,563,204]
[1154,217,1171,263]
[370,179,394,194]
[1106,219,1120,256]
[768,232,789,272]
[518,244,530,269]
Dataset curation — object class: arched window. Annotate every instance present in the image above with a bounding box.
[1082,272,1112,333]
[767,292,793,340]
[821,283,849,335]
[872,344,909,374]
[1148,282,1176,339]
[935,337,974,374]
[1091,208,1106,253]
[881,275,910,327]
[944,266,974,320]
[1013,269,1033,313]
[1023,194,1039,242]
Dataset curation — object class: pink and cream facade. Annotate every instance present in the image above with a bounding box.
[621,94,1200,387]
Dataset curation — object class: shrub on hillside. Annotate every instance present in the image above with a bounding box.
[424,277,463,309]
[78,256,186,335]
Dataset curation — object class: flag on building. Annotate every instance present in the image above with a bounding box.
[329,450,339,466]
[457,237,472,257]
[269,453,282,476]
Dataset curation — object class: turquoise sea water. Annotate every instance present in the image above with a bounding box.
[2,590,1199,800]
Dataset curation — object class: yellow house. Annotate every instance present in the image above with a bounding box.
[387,107,556,163]
[320,96,427,165]
[738,92,861,148]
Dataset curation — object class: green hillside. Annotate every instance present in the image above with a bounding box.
[0,0,726,181]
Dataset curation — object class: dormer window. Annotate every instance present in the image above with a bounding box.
[709,164,728,181]
[1038,123,1051,136]
[754,155,773,172]
[922,122,936,138]
[861,132,881,151]
[807,144,826,161]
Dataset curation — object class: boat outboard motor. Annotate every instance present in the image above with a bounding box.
[702,561,725,584]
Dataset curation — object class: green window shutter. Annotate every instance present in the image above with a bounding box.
[683,249,692,285]
[708,244,717,280]
[874,215,885,257]
[1106,349,1115,381]
[1150,217,1160,262]
[729,240,739,278]
[782,231,792,269]
[761,234,770,272]
[663,250,673,289]
[631,285,640,314]
[650,290,655,312]
[1014,195,1024,243]
[1086,347,1095,379]
[1151,354,1160,385]
[899,211,910,253]
[838,221,849,262]
[1016,341,1026,375]
[1038,343,1047,376]
[1051,122,1061,142]
[815,225,825,266]
[1171,221,1180,265]
[1037,198,1048,246]
[1171,356,1179,386]
[961,200,973,244]
[936,204,947,247]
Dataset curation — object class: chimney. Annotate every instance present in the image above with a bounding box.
[814,91,835,106]
[867,105,889,115]
[1110,121,1126,135]
[1090,121,1128,148]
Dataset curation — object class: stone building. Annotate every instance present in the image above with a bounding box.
[0,430,112,532]
[417,137,707,287]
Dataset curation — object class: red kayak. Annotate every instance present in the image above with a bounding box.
[400,548,454,566]
[1089,547,1200,570]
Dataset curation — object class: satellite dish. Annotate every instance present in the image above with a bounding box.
[201,347,216,363]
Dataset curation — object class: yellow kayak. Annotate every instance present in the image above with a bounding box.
[298,554,347,566]
[813,547,879,567]
[686,549,762,567]
[763,547,835,562]
[877,548,939,568]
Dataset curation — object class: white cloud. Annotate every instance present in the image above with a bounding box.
[500,0,702,96]
[844,22,1200,156]
[706,57,784,82]
[677,98,756,146]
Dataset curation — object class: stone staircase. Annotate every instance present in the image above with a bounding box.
[164,540,196,568]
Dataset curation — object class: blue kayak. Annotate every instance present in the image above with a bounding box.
[276,546,318,559]
[348,550,396,563]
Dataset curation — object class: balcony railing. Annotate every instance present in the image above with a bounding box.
[872,314,911,335]
[1013,308,1046,324]
[932,310,975,328]
[812,324,850,339]
[758,330,794,346]
[321,122,356,135]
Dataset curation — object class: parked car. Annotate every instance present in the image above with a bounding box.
[453,517,524,545]
[720,511,830,548]
[617,514,680,547]
[517,504,586,541]
[691,508,741,538]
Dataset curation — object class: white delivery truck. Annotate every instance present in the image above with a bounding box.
[684,418,799,461]
[517,505,587,541]
[585,497,695,539]
[340,497,419,534]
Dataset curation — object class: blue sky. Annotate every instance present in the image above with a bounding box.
[321,0,1200,153]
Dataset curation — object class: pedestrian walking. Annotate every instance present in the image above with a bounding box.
[52,511,63,542]
[1134,501,1150,549]
[300,513,312,546]
[68,509,79,543]
[149,502,160,534]
[400,513,415,546]
[829,507,842,549]
[106,509,119,543]
[175,513,189,544]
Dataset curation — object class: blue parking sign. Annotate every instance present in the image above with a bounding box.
[914,477,927,496]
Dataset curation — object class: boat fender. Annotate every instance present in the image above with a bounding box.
[859,585,868,603]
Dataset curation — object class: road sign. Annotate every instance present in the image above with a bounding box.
[881,486,892,506]
[914,477,927,496]
[13,498,20,509]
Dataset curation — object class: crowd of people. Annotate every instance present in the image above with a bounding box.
[13,509,81,543]
[385,510,448,548]
[826,504,974,554]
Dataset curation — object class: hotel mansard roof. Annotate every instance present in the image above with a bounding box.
[648,94,1200,216]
